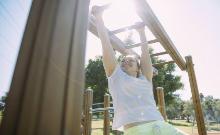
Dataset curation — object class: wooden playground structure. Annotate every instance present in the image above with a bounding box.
[0,0,207,135]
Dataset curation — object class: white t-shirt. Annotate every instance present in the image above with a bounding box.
[108,65,164,131]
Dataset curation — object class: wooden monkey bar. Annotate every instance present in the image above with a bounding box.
[134,0,186,70]
[125,39,158,49]
[88,10,186,70]
[110,22,145,34]
[150,51,168,57]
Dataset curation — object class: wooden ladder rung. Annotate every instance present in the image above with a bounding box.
[153,61,175,67]
[151,51,168,57]
[125,39,159,49]
[110,22,145,34]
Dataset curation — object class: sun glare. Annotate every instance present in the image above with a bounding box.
[102,0,141,30]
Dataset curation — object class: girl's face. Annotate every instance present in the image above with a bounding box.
[120,56,139,75]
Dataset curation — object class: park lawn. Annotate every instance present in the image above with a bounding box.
[92,119,114,135]
[170,120,220,134]
[91,119,220,135]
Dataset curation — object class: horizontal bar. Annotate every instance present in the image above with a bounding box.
[153,61,175,67]
[110,22,145,34]
[125,39,159,49]
[92,103,103,106]
[92,107,114,112]
[151,51,168,57]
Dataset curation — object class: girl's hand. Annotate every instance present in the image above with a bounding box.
[91,5,110,17]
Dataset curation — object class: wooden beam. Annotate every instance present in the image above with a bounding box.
[103,94,110,135]
[156,87,167,121]
[110,22,145,34]
[147,39,159,44]
[185,56,207,135]
[153,61,175,67]
[134,0,186,70]
[125,39,159,49]
[151,51,168,57]
[83,89,93,135]
[0,0,89,134]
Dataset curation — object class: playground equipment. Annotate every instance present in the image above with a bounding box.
[0,0,206,135]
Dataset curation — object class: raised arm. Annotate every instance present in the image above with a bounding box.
[137,28,153,82]
[92,6,117,77]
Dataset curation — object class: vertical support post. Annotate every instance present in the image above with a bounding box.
[83,89,93,135]
[185,56,207,135]
[156,87,167,121]
[104,94,110,135]
[0,0,89,134]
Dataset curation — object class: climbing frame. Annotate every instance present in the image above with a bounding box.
[89,0,207,134]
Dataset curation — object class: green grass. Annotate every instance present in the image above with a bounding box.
[92,119,220,135]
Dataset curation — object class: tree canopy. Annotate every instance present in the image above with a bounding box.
[85,57,108,103]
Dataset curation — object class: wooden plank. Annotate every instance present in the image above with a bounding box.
[151,51,168,57]
[134,0,186,70]
[185,56,207,135]
[125,39,158,49]
[156,87,167,121]
[153,61,175,67]
[60,0,89,134]
[103,94,110,135]
[110,22,145,34]
[17,0,63,134]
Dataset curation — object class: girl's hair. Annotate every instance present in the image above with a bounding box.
[120,54,141,77]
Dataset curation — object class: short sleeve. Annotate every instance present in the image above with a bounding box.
[107,65,122,80]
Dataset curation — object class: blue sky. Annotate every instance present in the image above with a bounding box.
[1,0,220,100]
[0,0,32,97]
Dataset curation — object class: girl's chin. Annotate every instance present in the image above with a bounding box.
[121,67,127,71]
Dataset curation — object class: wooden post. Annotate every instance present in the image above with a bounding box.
[185,56,207,135]
[0,0,89,134]
[83,89,93,135]
[104,94,110,135]
[156,87,167,121]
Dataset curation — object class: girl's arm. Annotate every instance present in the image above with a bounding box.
[137,28,153,82]
[92,7,117,77]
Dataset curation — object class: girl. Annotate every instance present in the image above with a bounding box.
[92,6,185,135]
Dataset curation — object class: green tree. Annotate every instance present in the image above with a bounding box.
[213,99,220,122]
[202,95,220,122]
[152,58,183,105]
[85,57,108,103]
[166,97,184,119]
[0,93,7,112]
[183,100,195,122]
